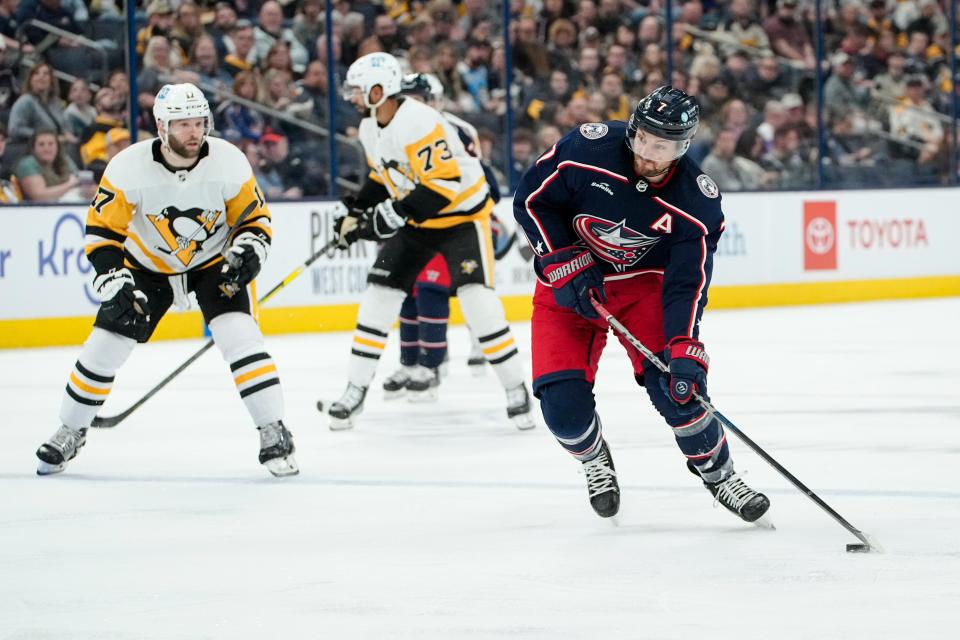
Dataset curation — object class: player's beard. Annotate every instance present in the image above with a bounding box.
[167,132,202,159]
[634,156,673,179]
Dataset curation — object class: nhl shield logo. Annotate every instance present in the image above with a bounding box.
[573,214,660,271]
[579,122,609,140]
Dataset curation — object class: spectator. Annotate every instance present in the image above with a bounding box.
[536,124,562,155]
[262,39,298,79]
[872,51,909,109]
[701,127,766,191]
[763,0,815,70]
[546,18,579,77]
[459,39,492,112]
[756,98,788,154]
[761,124,813,189]
[598,70,630,121]
[259,128,306,198]
[254,1,309,74]
[574,0,599,35]
[825,113,878,171]
[78,87,126,167]
[7,63,75,146]
[138,35,191,129]
[716,0,771,58]
[314,33,347,83]
[208,1,238,59]
[823,51,872,122]
[887,74,944,166]
[512,16,550,80]
[136,0,183,60]
[574,47,602,94]
[224,21,259,76]
[373,14,403,55]
[63,79,96,141]
[215,71,265,143]
[435,41,473,114]
[735,127,779,189]
[14,128,80,201]
[186,34,233,100]
[292,0,324,50]
[169,1,206,60]
[509,127,536,186]
[406,14,436,50]
[0,123,20,203]
[743,52,793,111]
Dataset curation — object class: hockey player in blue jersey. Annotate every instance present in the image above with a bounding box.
[513,85,770,523]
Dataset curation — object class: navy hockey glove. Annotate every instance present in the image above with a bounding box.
[333,196,367,248]
[358,200,406,241]
[659,338,709,414]
[538,247,607,320]
[93,268,151,328]
[221,231,269,286]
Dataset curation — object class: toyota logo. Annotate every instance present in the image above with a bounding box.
[806,216,835,255]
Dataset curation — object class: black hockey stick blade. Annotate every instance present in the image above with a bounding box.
[91,237,340,428]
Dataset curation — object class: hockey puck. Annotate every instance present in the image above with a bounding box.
[316,400,324,412]
[846,543,871,553]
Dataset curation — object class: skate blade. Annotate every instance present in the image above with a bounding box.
[36,461,67,476]
[328,416,355,431]
[383,389,407,400]
[264,455,299,477]
[407,389,438,403]
[752,513,776,530]
[510,412,536,430]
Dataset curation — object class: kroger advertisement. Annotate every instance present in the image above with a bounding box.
[1,188,958,327]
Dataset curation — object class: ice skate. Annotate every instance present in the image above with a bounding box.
[581,440,620,518]
[467,342,486,376]
[258,420,298,477]
[328,383,367,431]
[703,471,771,525]
[36,425,87,475]
[405,365,439,402]
[505,383,535,430]
[382,366,412,400]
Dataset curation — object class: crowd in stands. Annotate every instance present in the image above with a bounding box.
[0,0,957,203]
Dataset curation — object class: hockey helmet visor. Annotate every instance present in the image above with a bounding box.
[342,52,403,109]
[626,85,699,161]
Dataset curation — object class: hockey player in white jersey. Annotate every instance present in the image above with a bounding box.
[35,83,298,477]
[327,52,534,430]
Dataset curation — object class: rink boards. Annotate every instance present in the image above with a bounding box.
[1,187,958,348]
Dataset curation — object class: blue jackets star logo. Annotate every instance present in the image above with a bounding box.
[573,214,661,271]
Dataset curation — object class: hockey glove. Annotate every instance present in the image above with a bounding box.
[358,200,406,241]
[93,268,151,328]
[333,195,367,248]
[221,231,269,286]
[659,337,709,415]
[538,247,607,320]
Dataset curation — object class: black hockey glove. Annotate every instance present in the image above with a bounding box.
[357,200,406,241]
[537,247,607,320]
[93,268,151,328]
[221,231,269,286]
[333,195,368,248]
[659,337,709,415]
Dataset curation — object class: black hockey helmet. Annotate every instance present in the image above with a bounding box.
[627,85,700,145]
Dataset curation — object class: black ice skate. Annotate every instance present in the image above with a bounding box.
[258,420,298,477]
[328,383,367,431]
[581,440,620,518]
[382,367,412,400]
[505,383,535,430]
[405,365,439,402]
[36,425,87,475]
[704,472,771,524]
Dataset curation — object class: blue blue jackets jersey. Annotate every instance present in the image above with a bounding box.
[512,120,725,343]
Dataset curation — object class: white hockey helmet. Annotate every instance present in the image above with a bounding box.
[153,83,212,146]
[342,52,403,109]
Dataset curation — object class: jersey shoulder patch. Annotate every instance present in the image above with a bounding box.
[579,122,609,140]
[696,173,719,199]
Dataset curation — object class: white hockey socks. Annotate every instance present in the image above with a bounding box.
[210,312,284,427]
[60,328,136,429]
[457,284,524,390]
[347,285,408,388]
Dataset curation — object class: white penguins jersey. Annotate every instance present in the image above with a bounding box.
[359,97,492,229]
[84,137,271,275]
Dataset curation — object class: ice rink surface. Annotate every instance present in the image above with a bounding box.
[2,297,959,639]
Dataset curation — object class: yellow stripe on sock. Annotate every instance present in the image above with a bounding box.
[69,372,111,395]
[482,337,515,355]
[354,336,386,350]
[234,364,277,386]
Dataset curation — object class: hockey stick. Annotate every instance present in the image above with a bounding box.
[91,237,340,428]
[590,297,882,553]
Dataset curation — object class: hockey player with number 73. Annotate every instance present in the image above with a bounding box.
[35,83,298,478]
[513,86,771,523]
